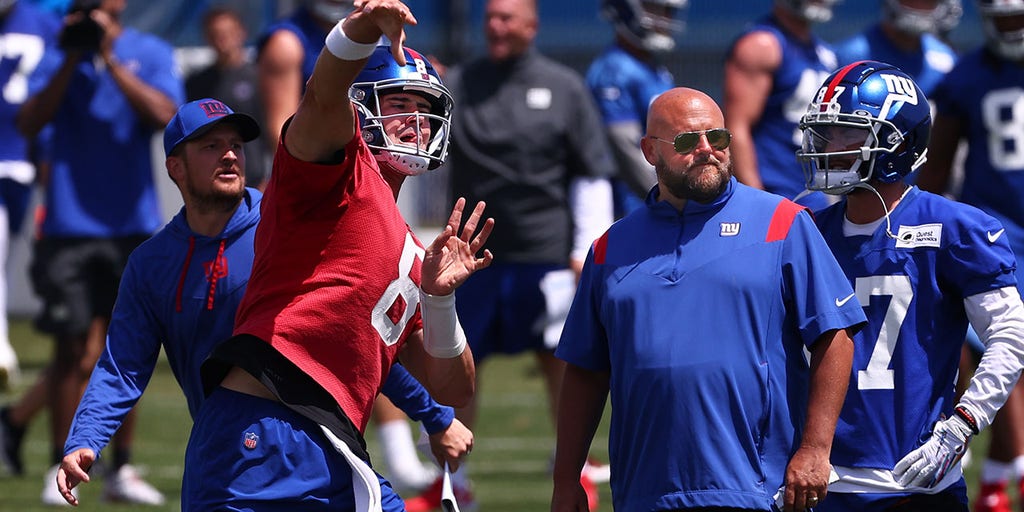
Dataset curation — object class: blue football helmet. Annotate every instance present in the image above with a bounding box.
[883,0,962,35]
[776,0,841,23]
[978,0,1024,60]
[797,60,931,195]
[601,0,688,53]
[349,45,454,176]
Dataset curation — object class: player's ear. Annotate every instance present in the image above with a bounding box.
[165,154,184,185]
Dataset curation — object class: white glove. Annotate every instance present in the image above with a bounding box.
[893,414,974,488]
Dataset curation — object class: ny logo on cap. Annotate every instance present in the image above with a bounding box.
[200,100,230,118]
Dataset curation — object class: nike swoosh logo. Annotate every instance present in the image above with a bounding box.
[988,229,1005,243]
[835,293,856,307]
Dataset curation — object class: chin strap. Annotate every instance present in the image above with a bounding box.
[852,182,911,240]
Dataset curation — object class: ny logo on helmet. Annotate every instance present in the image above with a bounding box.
[879,73,918,119]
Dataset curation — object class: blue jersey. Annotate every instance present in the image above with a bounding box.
[933,49,1024,264]
[729,15,837,201]
[815,187,1017,472]
[557,178,866,511]
[64,189,453,458]
[835,24,956,98]
[27,28,185,237]
[0,2,58,183]
[586,44,672,127]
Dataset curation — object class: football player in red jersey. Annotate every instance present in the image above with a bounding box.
[181,2,493,510]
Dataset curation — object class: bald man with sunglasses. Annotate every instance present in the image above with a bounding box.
[552,87,865,512]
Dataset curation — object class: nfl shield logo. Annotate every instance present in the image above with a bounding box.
[243,432,258,450]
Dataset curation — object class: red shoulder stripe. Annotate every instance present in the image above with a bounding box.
[593,232,609,264]
[766,200,807,242]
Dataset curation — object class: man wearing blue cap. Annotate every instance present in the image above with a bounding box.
[53,97,474,508]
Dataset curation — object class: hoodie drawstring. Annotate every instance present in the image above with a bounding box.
[206,239,226,310]
[175,236,196,313]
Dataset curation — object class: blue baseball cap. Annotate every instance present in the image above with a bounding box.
[163,98,260,157]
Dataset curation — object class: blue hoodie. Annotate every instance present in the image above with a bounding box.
[65,188,453,458]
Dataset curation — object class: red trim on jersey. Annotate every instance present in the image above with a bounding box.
[765,200,807,242]
[593,232,609,264]
[820,60,869,108]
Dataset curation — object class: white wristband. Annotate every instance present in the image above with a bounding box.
[325,19,379,61]
[419,291,468,359]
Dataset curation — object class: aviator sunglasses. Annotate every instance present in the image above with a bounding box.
[650,128,732,154]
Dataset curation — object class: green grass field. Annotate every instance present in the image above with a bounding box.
[0,317,1008,511]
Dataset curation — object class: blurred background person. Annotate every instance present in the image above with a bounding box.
[10,0,182,504]
[587,0,686,219]
[0,0,58,392]
[724,0,839,211]
[185,6,269,191]
[917,1,1024,510]
[445,0,616,508]
[835,0,960,96]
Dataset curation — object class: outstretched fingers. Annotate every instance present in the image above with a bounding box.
[352,0,417,65]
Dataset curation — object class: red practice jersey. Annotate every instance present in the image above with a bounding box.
[234,133,424,432]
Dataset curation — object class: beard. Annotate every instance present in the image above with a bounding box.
[183,162,246,213]
[657,155,732,204]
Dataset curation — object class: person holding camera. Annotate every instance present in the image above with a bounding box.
[6,0,183,505]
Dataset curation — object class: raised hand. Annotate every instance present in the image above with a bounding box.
[421,198,494,297]
[346,0,418,63]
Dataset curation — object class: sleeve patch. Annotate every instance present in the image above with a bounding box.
[765,200,807,243]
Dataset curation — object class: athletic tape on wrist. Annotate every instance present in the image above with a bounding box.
[325,19,378,61]
[420,291,467,358]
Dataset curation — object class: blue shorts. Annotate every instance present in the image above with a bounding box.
[455,261,575,362]
[182,387,406,512]
[815,485,967,512]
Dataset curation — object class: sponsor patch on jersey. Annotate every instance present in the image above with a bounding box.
[719,222,740,237]
[895,223,942,248]
[243,431,259,450]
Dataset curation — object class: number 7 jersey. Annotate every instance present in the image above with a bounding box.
[814,186,1017,472]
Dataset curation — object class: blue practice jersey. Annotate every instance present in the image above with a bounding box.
[0,2,58,183]
[558,178,866,511]
[729,15,837,201]
[815,187,1017,473]
[835,24,956,98]
[27,28,185,237]
[933,49,1024,264]
[586,44,672,127]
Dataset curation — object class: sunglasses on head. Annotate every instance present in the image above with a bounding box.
[650,128,732,154]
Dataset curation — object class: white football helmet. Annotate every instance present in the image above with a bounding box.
[776,0,841,23]
[977,0,1024,60]
[883,0,962,35]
